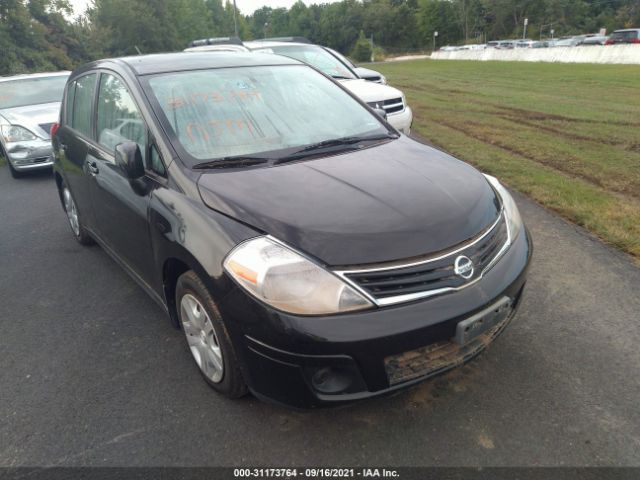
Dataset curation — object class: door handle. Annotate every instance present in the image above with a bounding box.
[87,161,99,176]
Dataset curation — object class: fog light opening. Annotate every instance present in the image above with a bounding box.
[311,366,354,394]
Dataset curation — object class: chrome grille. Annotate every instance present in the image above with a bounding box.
[338,212,509,306]
[367,97,404,115]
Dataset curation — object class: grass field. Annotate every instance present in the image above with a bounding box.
[376,60,640,260]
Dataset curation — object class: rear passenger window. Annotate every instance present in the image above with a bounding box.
[71,74,96,138]
[96,74,146,162]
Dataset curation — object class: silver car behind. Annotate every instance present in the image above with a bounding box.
[0,72,69,178]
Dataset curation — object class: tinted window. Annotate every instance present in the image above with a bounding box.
[96,74,146,161]
[611,30,639,41]
[0,75,68,109]
[72,74,96,138]
[64,83,75,126]
[146,65,385,164]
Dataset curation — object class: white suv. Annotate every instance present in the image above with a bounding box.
[242,41,413,135]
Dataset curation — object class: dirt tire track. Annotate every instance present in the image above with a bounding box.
[432,118,640,200]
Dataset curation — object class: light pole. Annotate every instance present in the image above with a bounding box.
[539,23,554,40]
[523,18,528,40]
[232,0,238,37]
[370,34,374,62]
[551,29,555,40]
[263,22,268,39]
[433,31,438,52]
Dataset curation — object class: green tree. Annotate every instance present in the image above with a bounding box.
[351,30,372,62]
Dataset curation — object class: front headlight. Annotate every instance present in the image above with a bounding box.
[380,75,387,85]
[223,237,374,315]
[1,125,38,143]
[484,175,523,241]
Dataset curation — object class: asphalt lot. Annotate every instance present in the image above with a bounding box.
[1,163,639,467]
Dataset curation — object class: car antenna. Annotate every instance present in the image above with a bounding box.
[135,45,142,55]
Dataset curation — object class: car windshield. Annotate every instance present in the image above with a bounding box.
[254,45,357,80]
[146,65,388,165]
[327,48,356,68]
[0,75,68,109]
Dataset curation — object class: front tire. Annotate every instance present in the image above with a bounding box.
[61,182,94,245]
[176,271,247,398]
[8,162,23,178]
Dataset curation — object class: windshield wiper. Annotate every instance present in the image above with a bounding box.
[192,156,271,170]
[274,133,399,164]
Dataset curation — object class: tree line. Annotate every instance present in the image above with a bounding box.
[1,0,639,75]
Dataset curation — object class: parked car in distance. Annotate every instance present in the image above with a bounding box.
[51,52,531,408]
[552,36,588,47]
[325,47,387,84]
[581,35,608,45]
[515,39,535,48]
[244,40,412,134]
[606,29,640,44]
[0,71,69,178]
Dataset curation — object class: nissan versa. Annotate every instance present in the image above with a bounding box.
[52,52,532,408]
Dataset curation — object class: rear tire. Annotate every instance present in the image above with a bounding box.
[176,270,248,398]
[60,181,94,246]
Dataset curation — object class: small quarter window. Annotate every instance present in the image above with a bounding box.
[150,144,166,176]
[71,74,97,138]
[64,83,75,126]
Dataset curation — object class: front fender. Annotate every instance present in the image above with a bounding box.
[148,180,260,322]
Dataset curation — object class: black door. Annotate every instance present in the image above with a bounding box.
[88,72,157,288]
[59,73,98,228]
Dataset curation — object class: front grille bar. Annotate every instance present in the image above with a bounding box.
[334,210,511,307]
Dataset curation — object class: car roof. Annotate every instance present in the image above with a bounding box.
[244,40,314,49]
[613,28,640,32]
[72,52,301,78]
[184,45,250,52]
[0,71,70,83]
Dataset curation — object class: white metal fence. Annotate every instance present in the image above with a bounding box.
[431,45,640,64]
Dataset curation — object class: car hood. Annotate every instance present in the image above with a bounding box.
[197,137,500,266]
[0,102,60,139]
[339,79,402,103]
[353,66,383,80]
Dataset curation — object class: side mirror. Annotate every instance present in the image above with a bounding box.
[115,141,145,180]
[373,108,387,120]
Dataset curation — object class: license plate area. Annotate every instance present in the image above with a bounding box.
[454,297,512,346]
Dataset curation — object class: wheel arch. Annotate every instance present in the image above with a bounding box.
[161,252,222,329]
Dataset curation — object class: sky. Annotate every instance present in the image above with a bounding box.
[68,0,341,16]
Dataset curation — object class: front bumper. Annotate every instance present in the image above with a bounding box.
[5,140,54,171]
[219,227,532,409]
[387,106,413,135]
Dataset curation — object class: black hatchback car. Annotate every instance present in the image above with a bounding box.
[52,52,532,408]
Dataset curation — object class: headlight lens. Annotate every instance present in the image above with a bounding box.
[224,237,374,315]
[1,125,38,142]
[484,175,523,241]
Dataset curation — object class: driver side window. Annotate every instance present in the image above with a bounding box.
[96,73,146,163]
